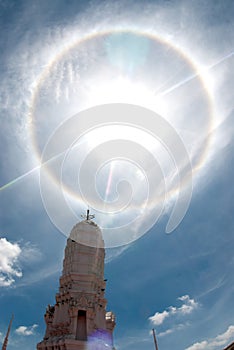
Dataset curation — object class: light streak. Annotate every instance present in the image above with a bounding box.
[0,166,40,191]
[105,162,115,198]
[158,51,234,97]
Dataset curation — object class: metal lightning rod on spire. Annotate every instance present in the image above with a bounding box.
[81,209,95,221]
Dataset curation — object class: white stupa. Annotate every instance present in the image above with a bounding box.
[37,210,115,350]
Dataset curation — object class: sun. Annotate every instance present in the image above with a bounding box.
[84,76,159,110]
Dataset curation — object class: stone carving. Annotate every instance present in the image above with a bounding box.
[78,295,88,308]
[46,305,55,317]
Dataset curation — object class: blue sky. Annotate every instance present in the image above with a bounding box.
[0,0,233,349]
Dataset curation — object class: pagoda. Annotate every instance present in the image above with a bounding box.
[37,211,116,350]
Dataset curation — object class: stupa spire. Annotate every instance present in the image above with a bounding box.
[81,208,95,221]
[2,314,13,350]
[37,215,115,350]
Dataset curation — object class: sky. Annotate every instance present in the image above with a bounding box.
[0,0,233,349]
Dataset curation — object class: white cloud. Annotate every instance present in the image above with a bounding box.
[0,238,22,287]
[105,245,130,263]
[177,295,198,315]
[212,325,234,346]
[158,328,174,337]
[0,238,42,287]
[185,325,234,350]
[149,295,198,326]
[149,310,169,326]
[158,323,189,338]
[19,242,42,263]
[15,324,38,336]
[186,341,208,350]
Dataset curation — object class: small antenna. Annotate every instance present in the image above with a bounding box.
[81,209,95,221]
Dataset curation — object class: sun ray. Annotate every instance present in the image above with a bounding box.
[158,50,234,97]
[0,166,41,191]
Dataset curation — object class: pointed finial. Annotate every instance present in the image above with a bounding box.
[2,314,14,350]
[81,209,95,221]
[152,329,159,350]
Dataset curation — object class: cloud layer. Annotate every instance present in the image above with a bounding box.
[15,324,38,336]
[185,325,234,350]
[149,295,198,326]
[0,237,22,286]
[0,237,42,287]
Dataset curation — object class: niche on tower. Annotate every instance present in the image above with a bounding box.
[76,310,87,341]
